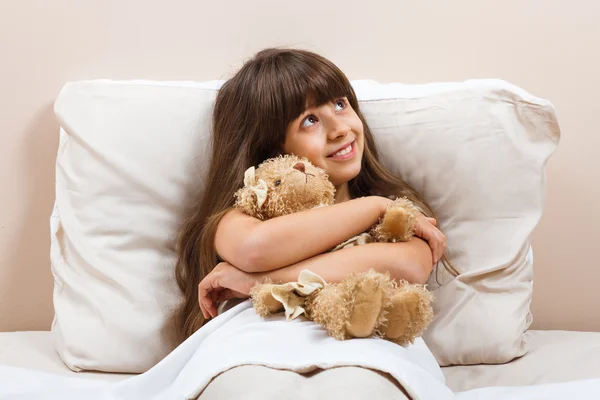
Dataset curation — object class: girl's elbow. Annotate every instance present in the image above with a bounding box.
[412,261,433,285]
[390,262,431,285]
[244,251,268,273]
[238,234,270,272]
[412,247,434,285]
[391,240,433,285]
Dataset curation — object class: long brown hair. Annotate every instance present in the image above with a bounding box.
[174,47,456,344]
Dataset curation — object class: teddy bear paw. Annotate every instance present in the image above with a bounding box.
[371,197,419,242]
[378,283,434,346]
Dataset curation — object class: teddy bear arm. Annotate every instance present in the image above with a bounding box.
[249,283,284,317]
[371,197,419,242]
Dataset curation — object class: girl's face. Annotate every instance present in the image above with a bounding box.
[283,97,364,189]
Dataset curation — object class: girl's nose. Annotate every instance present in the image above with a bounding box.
[328,120,351,140]
[293,162,305,172]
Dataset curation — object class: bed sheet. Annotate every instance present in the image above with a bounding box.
[0,331,134,382]
[2,327,599,398]
[443,329,600,392]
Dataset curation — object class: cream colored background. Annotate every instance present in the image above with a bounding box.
[1,0,598,332]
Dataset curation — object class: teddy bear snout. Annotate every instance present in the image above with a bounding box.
[293,162,306,173]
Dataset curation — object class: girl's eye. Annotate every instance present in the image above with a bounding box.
[301,115,317,128]
[335,99,346,111]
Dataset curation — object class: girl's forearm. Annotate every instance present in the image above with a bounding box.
[241,196,390,272]
[254,238,433,286]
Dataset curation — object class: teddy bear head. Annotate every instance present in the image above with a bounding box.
[234,154,336,220]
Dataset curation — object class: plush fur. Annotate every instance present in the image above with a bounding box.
[235,154,434,346]
[371,197,419,242]
[234,155,335,220]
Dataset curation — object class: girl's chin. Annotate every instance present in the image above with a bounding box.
[329,165,362,187]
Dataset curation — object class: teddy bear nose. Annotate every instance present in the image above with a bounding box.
[293,162,305,173]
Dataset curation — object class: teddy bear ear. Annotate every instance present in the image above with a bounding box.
[244,166,257,187]
[252,179,268,209]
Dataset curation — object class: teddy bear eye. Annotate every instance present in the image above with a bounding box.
[275,180,282,186]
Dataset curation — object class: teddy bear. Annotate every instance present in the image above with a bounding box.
[233,154,434,346]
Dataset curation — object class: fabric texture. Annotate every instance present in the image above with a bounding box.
[51,78,559,372]
[268,269,327,320]
[51,80,221,373]
[352,79,560,365]
[198,365,411,400]
[0,331,133,382]
[2,329,600,399]
[442,329,600,392]
[0,301,455,400]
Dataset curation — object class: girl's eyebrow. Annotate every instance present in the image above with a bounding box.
[298,98,340,121]
[298,103,318,119]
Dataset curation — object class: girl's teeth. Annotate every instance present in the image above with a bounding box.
[334,144,352,157]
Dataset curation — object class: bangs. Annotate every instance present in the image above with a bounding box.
[246,49,357,159]
[267,52,353,127]
[299,68,352,112]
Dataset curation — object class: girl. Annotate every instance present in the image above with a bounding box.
[174,47,449,343]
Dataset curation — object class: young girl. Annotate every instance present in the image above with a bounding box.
[174,47,448,344]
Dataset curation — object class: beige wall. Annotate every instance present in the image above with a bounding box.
[1,0,599,332]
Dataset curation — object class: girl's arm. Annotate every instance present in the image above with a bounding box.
[215,196,391,273]
[198,237,433,319]
[258,237,433,285]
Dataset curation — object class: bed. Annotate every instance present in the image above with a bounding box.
[1,78,598,399]
[2,328,600,397]
[0,331,133,382]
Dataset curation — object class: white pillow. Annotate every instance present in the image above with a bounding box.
[352,79,559,365]
[51,78,559,373]
[51,80,221,373]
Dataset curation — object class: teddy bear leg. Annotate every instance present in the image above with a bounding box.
[304,285,352,340]
[249,283,284,317]
[346,276,388,337]
[379,283,434,346]
[305,270,394,340]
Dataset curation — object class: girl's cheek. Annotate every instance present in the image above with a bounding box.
[352,116,364,132]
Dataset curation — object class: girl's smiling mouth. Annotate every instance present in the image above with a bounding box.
[327,140,356,160]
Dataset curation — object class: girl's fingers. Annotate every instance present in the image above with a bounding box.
[198,272,226,319]
[200,299,208,319]
[198,286,206,318]
[436,231,447,263]
[202,297,215,319]
[201,295,211,319]
[217,290,234,302]
[416,215,446,264]
[208,301,218,318]
[210,288,223,302]
[198,281,209,305]
[425,228,443,264]
[199,280,216,320]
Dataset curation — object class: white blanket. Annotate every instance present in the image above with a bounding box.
[0,301,599,400]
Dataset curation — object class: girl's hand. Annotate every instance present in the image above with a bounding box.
[413,213,447,265]
[198,262,257,319]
